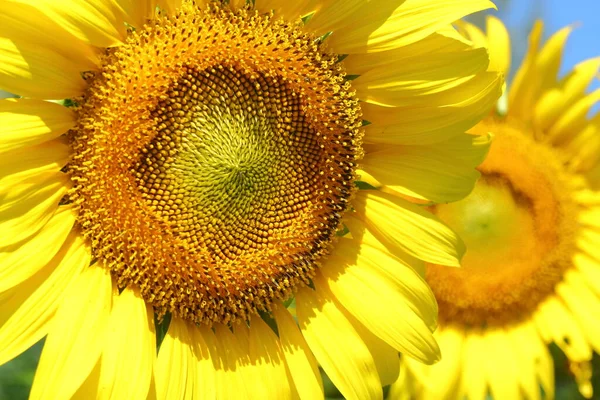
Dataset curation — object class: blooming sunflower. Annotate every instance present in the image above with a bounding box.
[391,16,600,400]
[0,0,501,398]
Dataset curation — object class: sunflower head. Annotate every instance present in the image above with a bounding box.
[396,16,600,400]
[65,4,363,325]
[0,0,503,399]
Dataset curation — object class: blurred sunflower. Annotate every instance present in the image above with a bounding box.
[0,0,501,399]
[392,16,600,400]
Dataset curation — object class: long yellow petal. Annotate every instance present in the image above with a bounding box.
[155,317,195,400]
[311,0,495,54]
[343,29,470,74]
[547,88,600,145]
[273,304,324,400]
[534,57,600,132]
[296,282,383,400]
[534,296,591,362]
[0,232,89,365]
[483,329,521,400]
[362,133,490,203]
[212,323,251,399]
[352,47,490,108]
[458,330,488,400]
[11,0,127,48]
[351,318,400,386]
[320,238,439,363]
[351,190,465,267]
[189,325,217,400]
[506,322,547,400]
[361,72,500,145]
[0,37,87,99]
[0,206,75,293]
[0,171,70,248]
[118,0,157,28]
[387,360,416,400]
[246,317,292,399]
[0,140,70,187]
[255,0,321,21]
[510,24,572,122]
[29,265,112,400]
[574,251,600,298]
[97,287,155,400]
[557,270,600,352]
[0,99,76,153]
[485,16,511,75]
[0,2,100,70]
[404,327,464,399]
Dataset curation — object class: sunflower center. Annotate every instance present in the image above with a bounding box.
[68,5,362,325]
[427,119,581,326]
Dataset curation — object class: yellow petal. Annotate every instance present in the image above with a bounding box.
[506,21,542,111]
[455,20,487,50]
[0,232,89,365]
[0,206,75,293]
[155,317,195,399]
[29,265,112,400]
[0,140,71,187]
[343,29,471,74]
[351,318,400,386]
[189,325,217,400]
[361,72,500,145]
[459,330,488,400]
[558,114,600,172]
[506,322,548,400]
[71,360,102,400]
[483,329,521,400]
[557,270,600,352]
[510,23,572,122]
[387,360,416,400]
[98,287,155,400]
[404,327,464,399]
[212,323,251,399]
[547,88,600,145]
[0,99,76,153]
[574,251,600,298]
[362,133,490,203]
[505,323,554,400]
[11,0,127,48]
[534,296,592,362]
[534,57,600,132]
[485,16,511,75]
[353,47,491,108]
[311,0,495,54]
[0,37,87,99]
[157,0,182,14]
[351,190,465,267]
[321,238,439,363]
[118,0,157,28]
[0,170,70,248]
[295,282,383,400]
[246,317,292,399]
[255,0,321,21]
[273,304,324,400]
[0,1,100,70]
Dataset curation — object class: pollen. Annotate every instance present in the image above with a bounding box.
[66,5,362,325]
[426,118,581,326]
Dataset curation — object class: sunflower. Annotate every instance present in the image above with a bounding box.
[0,0,501,398]
[391,16,600,400]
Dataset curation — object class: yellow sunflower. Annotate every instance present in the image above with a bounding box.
[0,0,501,398]
[391,16,600,400]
